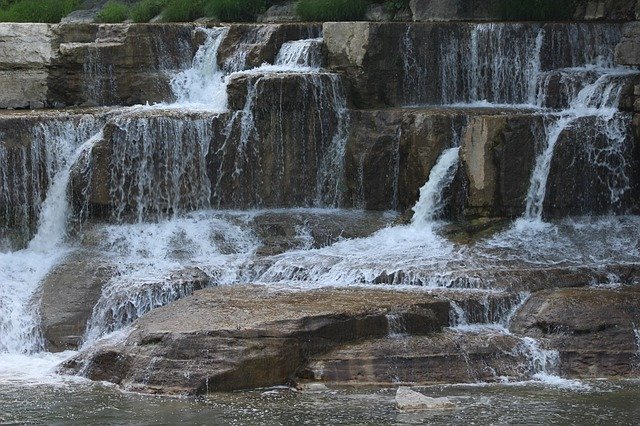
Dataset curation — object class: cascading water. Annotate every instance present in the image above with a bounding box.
[411,147,460,227]
[524,70,637,220]
[275,38,323,69]
[169,27,230,109]
[0,122,103,360]
[1,19,638,398]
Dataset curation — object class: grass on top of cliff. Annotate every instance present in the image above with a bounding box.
[0,0,82,22]
[296,0,370,21]
[97,0,130,23]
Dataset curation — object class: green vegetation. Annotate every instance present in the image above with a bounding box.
[384,0,410,13]
[161,0,205,22]
[204,0,267,22]
[296,0,370,21]
[498,0,577,21]
[0,0,81,23]
[0,0,415,24]
[96,0,129,23]
[130,0,167,22]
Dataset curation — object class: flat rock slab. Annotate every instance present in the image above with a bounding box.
[63,285,450,394]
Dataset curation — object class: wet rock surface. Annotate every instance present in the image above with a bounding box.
[62,286,451,394]
[511,286,640,377]
[38,251,113,352]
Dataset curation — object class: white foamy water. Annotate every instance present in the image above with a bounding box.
[412,147,460,227]
[83,211,259,343]
[275,38,323,69]
[169,27,230,110]
[1,124,103,359]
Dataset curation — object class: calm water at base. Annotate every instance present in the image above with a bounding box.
[1,380,640,425]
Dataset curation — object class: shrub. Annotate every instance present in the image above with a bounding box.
[203,0,267,22]
[296,0,370,21]
[131,0,167,22]
[97,1,130,23]
[498,0,577,21]
[162,0,205,22]
[0,0,82,23]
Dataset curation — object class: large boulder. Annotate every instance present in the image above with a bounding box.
[62,285,450,394]
[395,387,455,411]
[459,113,541,218]
[38,251,113,352]
[303,330,530,385]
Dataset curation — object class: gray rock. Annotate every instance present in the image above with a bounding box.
[365,4,393,21]
[258,1,298,23]
[61,9,100,24]
[38,251,113,352]
[510,287,640,378]
[395,387,455,411]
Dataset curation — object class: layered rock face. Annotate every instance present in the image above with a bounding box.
[1,18,639,395]
[62,284,640,394]
[0,24,53,109]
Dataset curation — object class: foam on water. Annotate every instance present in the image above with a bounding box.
[168,27,230,110]
[83,211,260,342]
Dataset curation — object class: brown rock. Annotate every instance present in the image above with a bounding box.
[303,330,528,385]
[510,287,640,377]
[62,285,450,394]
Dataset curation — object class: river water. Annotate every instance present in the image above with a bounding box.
[2,379,640,424]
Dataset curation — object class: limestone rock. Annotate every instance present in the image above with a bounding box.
[38,251,113,352]
[395,387,455,411]
[304,331,529,385]
[61,9,101,24]
[459,114,540,218]
[62,286,450,394]
[365,4,393,21]
[0,24,53,108]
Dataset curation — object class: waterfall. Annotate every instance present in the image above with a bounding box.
[169,27,230,109]
[524,70,635,220]
[386,314,407,338]
[275,38,323,69]
[411,147,460,227]
[402,23,622,106]
[107,115,213,223]
[0,125,103,355]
